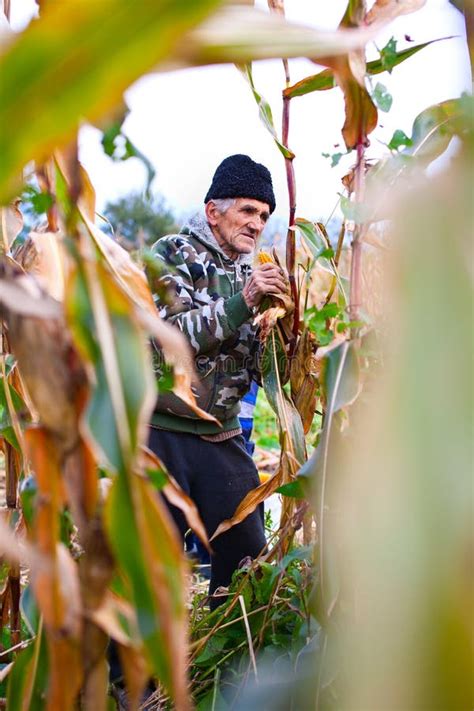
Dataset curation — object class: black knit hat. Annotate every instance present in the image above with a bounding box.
[204,154,276,213]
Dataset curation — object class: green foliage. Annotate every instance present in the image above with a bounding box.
[304,303,341,346]
[101,113,156,196]
[372,82,393,113]
[6,624,48,711]
[103,192,178,248]
[0,368,28,451]
[321,150,347,167]
[189,547,316,708]
[378,37,398,73]
[21,185,54,216]
[388,128,413,151]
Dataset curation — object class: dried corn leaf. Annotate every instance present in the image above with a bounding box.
[0,202,22,251]
[55,158,217,425]
[15,230,67,302]
[365,0,426,24]
[291,329,318,434]
[211,330,306,541]
[90,591,137,647]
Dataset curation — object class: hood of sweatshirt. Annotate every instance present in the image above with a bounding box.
[182,213,253,268]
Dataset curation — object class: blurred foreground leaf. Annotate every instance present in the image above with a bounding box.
[0,2,380,203]
[0,0,222,201]
[336,141,473,711]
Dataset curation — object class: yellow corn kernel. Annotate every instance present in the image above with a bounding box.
[258,251,274,264]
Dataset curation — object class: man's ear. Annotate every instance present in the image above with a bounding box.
[205,201,219,226]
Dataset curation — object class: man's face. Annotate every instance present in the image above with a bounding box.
[206,198,270,259]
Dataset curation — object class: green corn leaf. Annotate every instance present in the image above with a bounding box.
[276,479,307,499]
[65,249,153,473]
[59,153,188,701]
[379,36,398,72]
[105,473,189,706]
[407,98,465,160]
[283,38,450,99]
[262,331,306,469]
[238,63,294,159]
[0,376,27,451]
[294,219,335,274]
[7,620,49,711]
[368,97,469,203]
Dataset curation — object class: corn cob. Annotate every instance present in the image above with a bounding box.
[258,250,274,264]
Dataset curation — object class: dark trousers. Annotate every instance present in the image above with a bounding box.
[148,428,266,607]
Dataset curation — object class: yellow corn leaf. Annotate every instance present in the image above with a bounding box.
[25,427,83,710]
[254,305,286,343]
[311,0,378,150]
[81,656,109,711]
[141,445,211,552]
[118,642,150,711]
[290,329,318,434]
[294,375,318,434]
[90,591,138,648]
[84,215,156,315]
[55,158,218,425]
[55,150,97,222]
[210,459,288,541]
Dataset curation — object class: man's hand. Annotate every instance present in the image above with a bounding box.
[242,263,289,309]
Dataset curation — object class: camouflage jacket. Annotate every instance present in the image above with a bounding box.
[150,214,259,434]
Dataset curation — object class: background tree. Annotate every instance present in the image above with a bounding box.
[102,191,178,249]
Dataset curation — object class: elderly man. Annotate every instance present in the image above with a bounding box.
[150,154,287,607]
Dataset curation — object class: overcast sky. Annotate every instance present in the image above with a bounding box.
[10,0,472,223]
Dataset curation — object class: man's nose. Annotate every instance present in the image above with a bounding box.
[248,216,265,233]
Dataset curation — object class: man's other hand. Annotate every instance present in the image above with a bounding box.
[242,263,289,309]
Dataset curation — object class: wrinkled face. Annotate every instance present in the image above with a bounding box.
[206,198,270,259]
